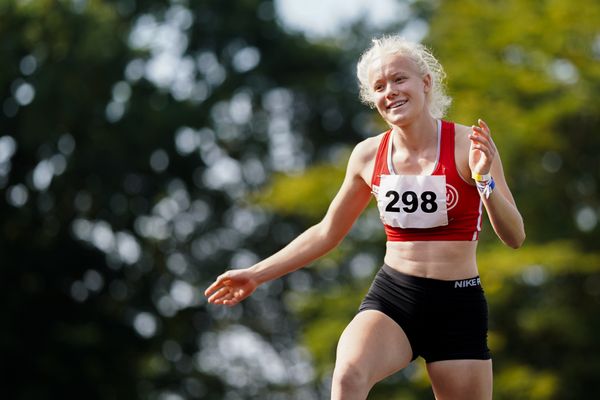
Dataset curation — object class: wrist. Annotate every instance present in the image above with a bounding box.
[247,264,266,285]
[248,263,277,286]
[472,171,491,182]
[476,176,495,199]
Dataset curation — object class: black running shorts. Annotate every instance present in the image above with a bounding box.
[359,264,491,363]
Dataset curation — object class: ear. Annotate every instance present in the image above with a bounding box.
[422,73,432,93]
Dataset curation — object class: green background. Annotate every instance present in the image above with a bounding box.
[1,0,599,398]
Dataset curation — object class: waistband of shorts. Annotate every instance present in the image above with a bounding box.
[381,264,482,290]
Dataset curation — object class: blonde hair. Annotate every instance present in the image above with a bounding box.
[356,35,451,119]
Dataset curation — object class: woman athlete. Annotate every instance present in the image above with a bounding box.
[205,35,525,399]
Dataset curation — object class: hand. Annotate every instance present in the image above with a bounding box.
[204,269,258,306]
[469,119,497,177]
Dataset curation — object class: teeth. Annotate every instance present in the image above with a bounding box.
[388,100,407,109]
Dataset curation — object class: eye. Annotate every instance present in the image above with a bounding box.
[373,83,384,92]
[395,76,407,83]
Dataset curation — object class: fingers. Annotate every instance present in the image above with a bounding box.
[206,280,228,298]
[204,271,232,297]
[470,119,496,152]
[469,119,497,177]
[206,286,228,303]
[204,271,247,306]
[477,118,489,133]
[206,285,246,306]
[469,131,493,151]
[207,286,238,306]
[204,269,255,306]
[471,121,490,139]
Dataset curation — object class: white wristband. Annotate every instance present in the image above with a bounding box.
[476,177,495,199]
[472,172,491,182]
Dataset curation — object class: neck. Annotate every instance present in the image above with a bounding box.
[391,114,438,152]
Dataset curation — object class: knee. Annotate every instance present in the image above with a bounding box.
[332,361,371,393]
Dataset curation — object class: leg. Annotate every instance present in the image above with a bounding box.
[331,310,413,400]
[427,359,493,400]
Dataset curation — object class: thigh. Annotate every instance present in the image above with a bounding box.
[427,359,493,400]
[335,310,413,384]
[423,287,490,362]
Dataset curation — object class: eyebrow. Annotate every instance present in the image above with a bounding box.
[372,79,384,88]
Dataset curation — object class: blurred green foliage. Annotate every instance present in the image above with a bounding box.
[252,1,600,399]
[1,0,599,399]
[252,159,348,221]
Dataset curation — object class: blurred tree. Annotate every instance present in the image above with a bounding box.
[3,0,599,399]
[260,0,600,399]
[429,0,600,249]
[0,0,369,398]
[427,1,600,398]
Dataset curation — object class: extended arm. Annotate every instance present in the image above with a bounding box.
[205,142,373,305]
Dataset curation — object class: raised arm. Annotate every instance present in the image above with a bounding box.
[469,119,525,248]
[204,141,374,306]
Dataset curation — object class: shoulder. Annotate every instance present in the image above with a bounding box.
[346,131,387,184]
[447,121,472,177]
[351,131,387,163]
[450,121,471,142]
[448,121,471,151]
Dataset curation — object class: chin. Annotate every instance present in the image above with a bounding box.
[386,113,414,127]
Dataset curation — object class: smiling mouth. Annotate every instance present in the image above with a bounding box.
[387,99,407,109]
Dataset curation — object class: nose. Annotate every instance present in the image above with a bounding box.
[385,83,398,99]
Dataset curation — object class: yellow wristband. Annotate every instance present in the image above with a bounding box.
[472,172,491,182]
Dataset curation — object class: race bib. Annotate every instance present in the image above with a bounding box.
[377,175,448,229]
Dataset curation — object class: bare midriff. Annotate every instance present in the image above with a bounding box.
[384,240,479,280]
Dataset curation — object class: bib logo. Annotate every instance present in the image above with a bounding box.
[446,184,459,210]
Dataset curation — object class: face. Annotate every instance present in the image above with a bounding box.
[368,54,431,126]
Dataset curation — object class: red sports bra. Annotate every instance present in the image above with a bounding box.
[370,120,483,241]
